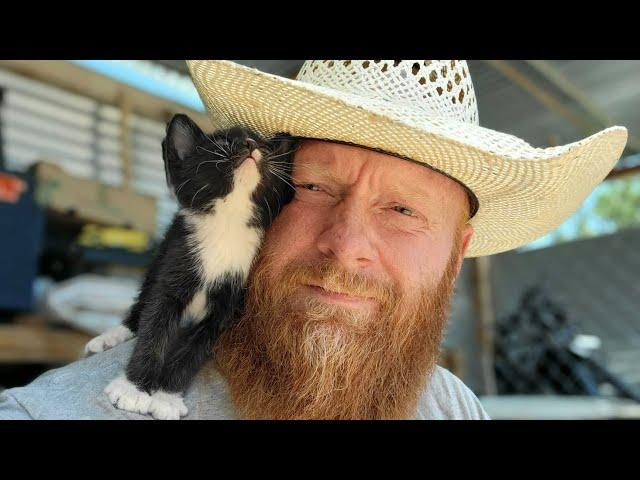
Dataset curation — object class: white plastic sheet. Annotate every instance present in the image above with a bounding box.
[45,274,140,335]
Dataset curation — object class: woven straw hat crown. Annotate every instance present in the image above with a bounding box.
[296,60,479,126]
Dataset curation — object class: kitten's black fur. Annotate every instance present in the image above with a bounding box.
[119,114,296,396]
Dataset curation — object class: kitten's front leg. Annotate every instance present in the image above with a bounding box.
[84,324,135,356]
[106,297,187,418]
[104,374,152,415]
[84,296,144,356]
[147,390,189,420]
[145,304,233,420]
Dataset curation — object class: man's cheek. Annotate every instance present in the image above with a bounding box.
[270,202,317,243]
[268,200,302,235]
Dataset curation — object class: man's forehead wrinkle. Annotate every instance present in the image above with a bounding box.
[293,145,359,186]
[293,142,342,178]
[292,158,342,184]
[385,185,432,204]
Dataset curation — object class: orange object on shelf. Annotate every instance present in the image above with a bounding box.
[0,173,26,203]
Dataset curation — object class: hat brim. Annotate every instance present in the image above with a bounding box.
[187,60,628,257]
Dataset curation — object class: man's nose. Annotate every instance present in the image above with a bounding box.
[315,200,376,271]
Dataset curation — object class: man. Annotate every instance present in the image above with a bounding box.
[0,60,627,419]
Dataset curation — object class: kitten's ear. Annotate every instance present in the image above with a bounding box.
[272,132,299,159]
[273,132,296,148]
[165,114,207,161]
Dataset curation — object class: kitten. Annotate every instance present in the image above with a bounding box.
[84,114,297,420]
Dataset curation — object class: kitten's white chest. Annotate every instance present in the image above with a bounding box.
[185,178,262,285]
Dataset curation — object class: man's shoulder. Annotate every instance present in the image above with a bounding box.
[0,342,490,420]
[0,340,145,420]
[416,366,491,420]
[0,339,237,420]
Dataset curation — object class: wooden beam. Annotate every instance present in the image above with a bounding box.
[0,60,212,130]
[606,165,640,180]
[526,60,640,153]
[483,60,599,138]
[0,323,91,364]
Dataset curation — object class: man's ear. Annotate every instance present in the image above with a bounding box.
[165,114,207,161]
[454,222,474,279]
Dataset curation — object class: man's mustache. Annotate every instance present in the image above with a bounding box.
[277,259,397,303]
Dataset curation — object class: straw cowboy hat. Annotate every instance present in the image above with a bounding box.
[186,60,628,257]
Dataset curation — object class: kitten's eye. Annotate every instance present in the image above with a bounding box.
[392,205,415,217]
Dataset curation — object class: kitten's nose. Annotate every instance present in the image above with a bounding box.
[245,138,258,151]
[245,138,263,163]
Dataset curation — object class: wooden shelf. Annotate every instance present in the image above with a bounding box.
[0,315,92,364]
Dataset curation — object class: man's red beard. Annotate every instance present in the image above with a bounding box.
[214,235,461,420]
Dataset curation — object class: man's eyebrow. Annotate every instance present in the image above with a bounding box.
[292,161,339,181]
[385,186,432,204]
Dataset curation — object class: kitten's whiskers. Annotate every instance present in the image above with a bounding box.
[176,178,191,194]
[196,159,229,174]
[273,185,282,213]
[267,166,295,190]
[266,149,298,160]
[207,136,230,155]
[196,146,228,158]
[190,184,210,208]
[263,198,273,225]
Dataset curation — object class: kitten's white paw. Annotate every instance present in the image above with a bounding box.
[148,391,189,420]
[105,375,152,415]
[85,325,134,355]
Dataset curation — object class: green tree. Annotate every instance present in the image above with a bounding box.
[593,175,640,229]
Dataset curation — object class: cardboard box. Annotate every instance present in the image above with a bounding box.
[32,162,157,236]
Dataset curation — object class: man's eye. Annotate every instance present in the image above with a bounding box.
[392,205,414,216]
[297,183,322,192]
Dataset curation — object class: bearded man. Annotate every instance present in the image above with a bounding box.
[0,60,627,420]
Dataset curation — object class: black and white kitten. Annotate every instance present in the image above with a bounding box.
[84,114,296,420]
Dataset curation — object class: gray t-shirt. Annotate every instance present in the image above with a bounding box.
[0,339,490,420]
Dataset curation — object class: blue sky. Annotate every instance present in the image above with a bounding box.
[71,60,205,111]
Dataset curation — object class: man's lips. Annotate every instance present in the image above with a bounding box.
[302,283,377,307]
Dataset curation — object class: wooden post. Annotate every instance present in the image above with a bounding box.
[472,255,498,395]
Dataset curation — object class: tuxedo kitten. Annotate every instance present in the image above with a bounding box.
[84,114,297,420]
